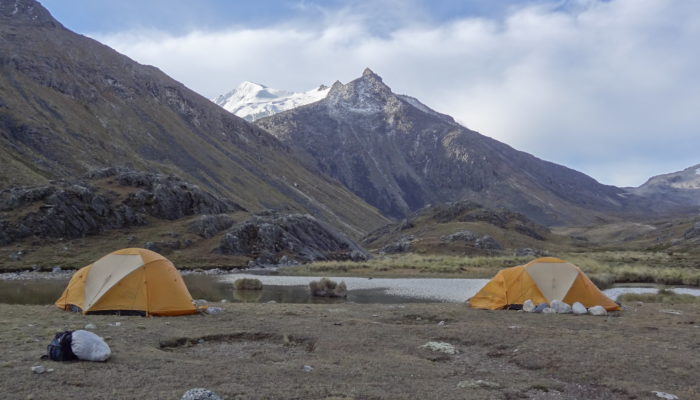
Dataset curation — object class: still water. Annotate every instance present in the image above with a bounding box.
[0,273,699,305]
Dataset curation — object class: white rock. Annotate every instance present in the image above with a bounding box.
[31,365,46,374]
[457,379,501,389]
[572,302,588,315]
[302,365,314,372]
[522,299,535,312]
[541,307,556,314]
[551,300,572,314]
[205,307,223,315]
[84,323,97,330]
[588,305,607,316]
[652,391,679,399]
[181,388,222,400]
[71,330,111,361]
[421,341,457,355]
[437,320,446,326]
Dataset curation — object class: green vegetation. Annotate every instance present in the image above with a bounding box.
[233,278,263,290]
[618,288,700,304]
[284,251,700,287]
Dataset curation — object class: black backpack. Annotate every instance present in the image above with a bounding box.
[44,331,78,361]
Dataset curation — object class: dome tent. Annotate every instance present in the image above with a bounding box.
[56,248,198,316]
[468,257,620,311]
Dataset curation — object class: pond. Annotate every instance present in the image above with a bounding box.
[0,272,699,305]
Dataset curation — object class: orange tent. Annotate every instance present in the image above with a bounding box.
[56,248,198,316]
[468,257,620,311]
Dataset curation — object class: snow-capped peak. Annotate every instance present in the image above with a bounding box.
[212,82,330,121]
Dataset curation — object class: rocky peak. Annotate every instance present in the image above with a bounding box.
[326,68,397,113]
[0,0,60,28]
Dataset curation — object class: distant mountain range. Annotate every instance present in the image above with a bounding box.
[216,70,698,226]
[0,0,387,237]
[212,82,330,121]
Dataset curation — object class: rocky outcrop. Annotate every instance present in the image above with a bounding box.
[0,169,239,244]
[380,235,415,254]
[188,214,236,238]
[441,230,501,250]
[216,213,369,263]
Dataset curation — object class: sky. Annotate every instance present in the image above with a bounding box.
[41,0,700,187]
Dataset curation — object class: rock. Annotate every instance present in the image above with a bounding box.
[437,320,446,326]
[457,379,501,389]
[441,230,478,242]
[522,299,535,312]
[205,307,223,315]
[380,235,414,254]
[302,365,314,372]
[144,241,161,253]
[30,365,46,374]
[51,266,61,273]
[533,303,549,313]
[188,214,235,239]
[659,309,683,315]
[652,391,679,400]
[84,323,97,330]
[550,300,572,314]
[181,388,223,400]
[514,248,549,257]
[475,235,501,250]
[541,307,556,314]
[421,341,457,355]
[588,305,607,316]
[217,212,368,262]
[572,302,588,315]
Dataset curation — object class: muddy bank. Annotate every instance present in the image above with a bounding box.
[0,302,697,399]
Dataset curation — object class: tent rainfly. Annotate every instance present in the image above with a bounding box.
[468,257,620,311]
[55,248,198,316]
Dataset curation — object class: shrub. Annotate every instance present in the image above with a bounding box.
[309,277,347,298]
[233,278,263,290]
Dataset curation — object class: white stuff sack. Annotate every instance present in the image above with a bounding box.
[70,329,111,361]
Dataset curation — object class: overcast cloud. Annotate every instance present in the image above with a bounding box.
[90,0,700,187]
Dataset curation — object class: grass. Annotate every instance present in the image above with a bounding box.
[233,278,263,290]
[618,288,700,304]
[282,251,700,287]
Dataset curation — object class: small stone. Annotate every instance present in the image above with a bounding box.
[588,305,607,316]
[303,365,314,372]
[180,388,222,400]
[220,299,227,303]
[421,341,457,355]
[84,323,97,330]
[508,325,521,329]
[266,300,277,304]
[437,320,446,326]
[572,302,588,315]
[457,379,501,389]
[205,307,223,315]
[522,299,535,312]
[660,309,683,315]
[541,307,556,314]
[31,365,46,374]
[652,391,679,400]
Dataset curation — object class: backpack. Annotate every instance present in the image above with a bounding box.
[45,331,78,361]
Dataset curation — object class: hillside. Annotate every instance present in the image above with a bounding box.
[256,69,647,226]
[0,0,388,238]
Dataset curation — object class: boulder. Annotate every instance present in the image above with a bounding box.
[475,235,501,249]
[188,214,235,238]
[572,302,588,315]
[380,235,414,254]
[522,299,535,313]
[588,305,608,316]
[421,341,457,355]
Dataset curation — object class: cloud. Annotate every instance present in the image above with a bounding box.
[93,0,700,186]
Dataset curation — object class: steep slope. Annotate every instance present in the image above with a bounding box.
[212,81,330,121]
[0,0,388,236]
[256,68,635,225]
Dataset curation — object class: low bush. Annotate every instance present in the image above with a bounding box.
[233,278,263,290]
[309,277,347,298]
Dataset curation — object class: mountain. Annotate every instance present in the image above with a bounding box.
[0,0,388,237]
[256,68,640,226]
[630,164,700,207]
[212,81,330,121]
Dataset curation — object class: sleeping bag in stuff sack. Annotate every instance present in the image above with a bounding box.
[70,330,111,361]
